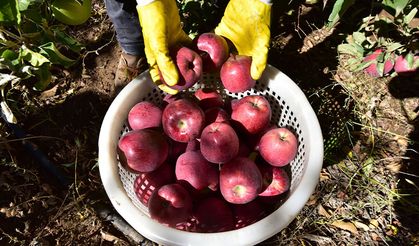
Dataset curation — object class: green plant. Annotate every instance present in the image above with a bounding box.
[0,0,85,122]
[330,0,418,75]
[176,0,225,38]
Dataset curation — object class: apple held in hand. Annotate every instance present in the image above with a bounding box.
[194,32,229,72]
[134,162,175,206]
[231,95,271,135]
[148,183,193,227]
[128,101,162,130]
[175,151,219,191]
[117,129,169,173]
[162,99,205,143]
[200,122,239,164]
[220,54,256,93]
[161,46,203,91]
[220,157,263,204]
[259,127,298,167]
[194,196,235,232]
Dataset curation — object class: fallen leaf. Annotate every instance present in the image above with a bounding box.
[331,220,358,235]
[318,204,331,218]
[371,232,381,241]
[353,221,369,231]
[320,169,331,181]
[306,195,317,206]
[302,234,335,245]
[101,230,120,242]
[386,162,402,173]
[40,85,58,99]
[369,219,379,228]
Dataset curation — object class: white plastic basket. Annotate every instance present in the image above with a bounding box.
[98,65,324,246]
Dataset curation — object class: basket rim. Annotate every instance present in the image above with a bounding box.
[98,65,324,246]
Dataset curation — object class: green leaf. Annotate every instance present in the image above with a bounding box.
[19,45,50,67]
[337,43,364,58]
[327,0,355,28]
[32,64,52,90]
[53,28,85,53]
[382,0,410,17]
[18,0,39,11]
[404,7,417,25]
[386,42,403,52]
[352,32,366,45]
[354,60,374,72]
[0,0,20,25]
[406,53,415,68]
[38,42,76,68]
[362,157,374,176]
[1,49,18,60]
[23,7,44,25]
[376,62,385,77]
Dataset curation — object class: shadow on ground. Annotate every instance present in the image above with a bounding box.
[388,73,419,236]
[270,2,361,167]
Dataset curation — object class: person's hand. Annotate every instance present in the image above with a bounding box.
[137,0,191,94]
[215,0,271,80]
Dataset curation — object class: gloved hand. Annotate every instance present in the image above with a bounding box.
[215,0,271,80]
[137,0,191,94]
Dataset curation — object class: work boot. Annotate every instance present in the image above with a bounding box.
[113,52,146,95]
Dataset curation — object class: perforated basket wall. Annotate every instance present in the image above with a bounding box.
[98,65,323,246]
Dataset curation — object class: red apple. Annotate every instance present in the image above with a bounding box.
[194,196,235,232]
[220,54,256,93]
[231,199,266,229]
[258,162,290,196]
[194,32,229,72]
[363,49,394,77]
[117,129,169,173]
[220,157,263,204]
[231,95,271,135]
[134,162,175,206]
[175,151,219,191]
[258,127,298,167]
[248,124,276,151]
[194,88,224,110]
[394,53,418,74]
[162,99,205,143]
[204,107,229,124]
[200,122,239,164]
[148,183,193,227]
[128,101,162,130]
[161,46,203,91]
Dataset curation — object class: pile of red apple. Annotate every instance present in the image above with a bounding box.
[117,33,299,232]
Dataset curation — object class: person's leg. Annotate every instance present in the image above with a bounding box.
[104,0,146,94]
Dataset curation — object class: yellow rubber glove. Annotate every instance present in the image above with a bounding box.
[215,0,271,80]
[137,0,191,94]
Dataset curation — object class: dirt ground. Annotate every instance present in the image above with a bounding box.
[1,1,418,245]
